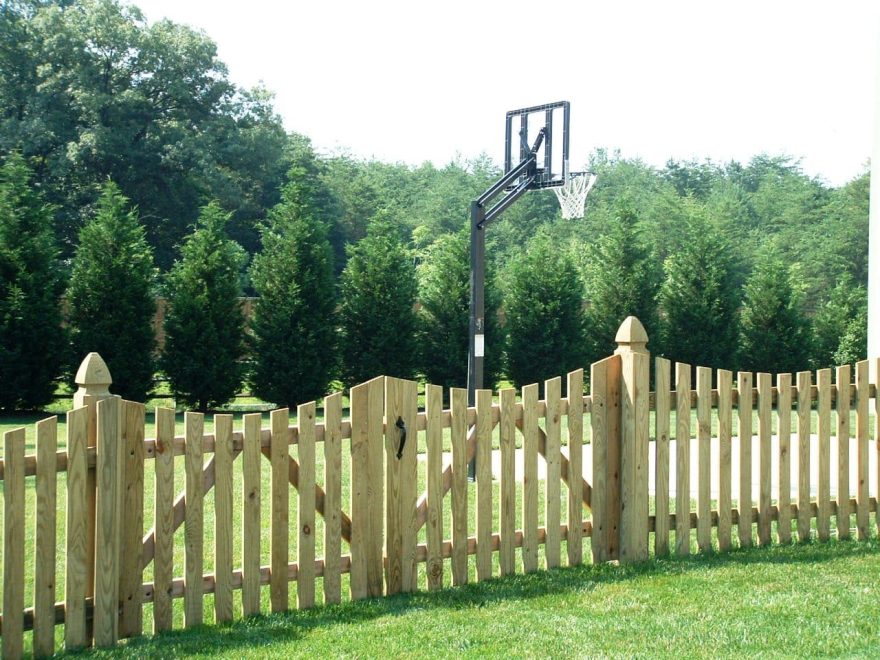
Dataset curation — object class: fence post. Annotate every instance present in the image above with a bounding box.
[73,352,113,642]
[615,317,650,563]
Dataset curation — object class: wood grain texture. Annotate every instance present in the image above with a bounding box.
[696,366,712,553]
[817,368,832,541]
[717,369,733,552]
[451,387,469,584]
[401,380,419,592]
[522,382,540,572]
[544,377,562,569]
[65,407,89,649]
[425,384,444,589]
[591,355,621,563]
[855,360,869,539]
[33,416,58,657]
[384,379,417,594]
[476,388,494,580]
[737,372,753,548]
[836,365,851,540]
[270,408,290,611]
[119,401,146,638]
[757,373,772,546]
[242,413,262,617]
[184,412,205,627]
[566,369,585,566]
[619,351,649,563]
[153,407,176,631]
[213,414,234,622]
[93,396,121,647]
[654,359,671,556]
[3,428,25,658]
[796,371,812,542]
[499,387,516,575]
[676,364,691,556]
[776,373,792,545]
[323,392,343,603]
[298,402,317,609]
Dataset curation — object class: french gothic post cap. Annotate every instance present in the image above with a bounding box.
[73,352,113,407]
[614,316,649,355]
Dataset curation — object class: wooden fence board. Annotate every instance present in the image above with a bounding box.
[717,369,733,552]
[401,380,419,591]
[836,365,851,540]
[298,402,317,608]
[855,360,869,540]
[676,363,691,556]
[544,377,562,569]
[384,378,404,595]
[697,366,712,552]
[3,428,25,658]
[654,359,671,556]
[737,372,753,548]
[270,408,290,611]
[522,382,540,572]
[213,414,234,622]
[757,373,772,546]
[94,396,121,647]
[777,373,792,545]
[499,387,516,575]
[476,388,494,580]
[184,412,205,627]
[153,407,176,632]
[591,355,621,563]
[425,384,444,589]
[242,413,262,616]
[34,417,58,657]
[451,387,469,585]
[619,351,649,563]
[120,401,146,638]
[796,371,812,542]
[65,407,89,649]
[817,368,832,541]
[323,392,344,603]
[567,369,585,566]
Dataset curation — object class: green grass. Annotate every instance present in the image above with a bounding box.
[69,538,880,658]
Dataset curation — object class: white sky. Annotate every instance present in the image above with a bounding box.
[132,0,880,187]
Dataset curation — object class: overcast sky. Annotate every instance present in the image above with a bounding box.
[132,0,880,187]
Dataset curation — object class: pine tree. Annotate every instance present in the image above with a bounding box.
[582,201,660,363]
[812,274,866,368]
[340,214,419,387]
[738,253,812,373]
[67,180,157,401]
[658,211,739,370]
[417,229,503,390]
[249,193,337,407]
[161,202,247,411]
[504,231,585,389]
[0,153,66,410]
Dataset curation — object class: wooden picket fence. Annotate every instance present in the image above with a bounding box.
[0,317,878,656]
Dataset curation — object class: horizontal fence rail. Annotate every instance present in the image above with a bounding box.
[1,329,878,655]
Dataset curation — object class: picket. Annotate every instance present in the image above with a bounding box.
[796,371,812,542]
[855,360,869,540]
[214,414,234,622]
[499,387,517,575]
[94,396,121,647]
[3,428,25,658]
[675,363,691,556]
[696,367,712,552]
[33,417,58,657]
[242,413,262,617]
[153,407,176,631]
[522,382,540,573]
[425,384,444,589]
[777,373,792,545]
[836,365,851,539]
[476,388,494,579]
[737,372,753,548]
[324,392,344,603]
[757,373,772,546]
[817,368,832,541]
[654,358,671,556]
[451,387,469,584]
[270,408,290,611]
[717,369,733,551]
[298,402,317,608]
[65,407,90,649]
[120,401,146,638]
[544,377,562,569]
[567,369,585,566]
[184,412,205,627]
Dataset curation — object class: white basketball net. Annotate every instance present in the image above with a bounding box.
[553,172,597,220]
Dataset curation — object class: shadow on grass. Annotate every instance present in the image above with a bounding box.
[69,536,879,657]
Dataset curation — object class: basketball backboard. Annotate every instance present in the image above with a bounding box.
[504,101,570,189]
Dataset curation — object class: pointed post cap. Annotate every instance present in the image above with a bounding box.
[73,352,113,407]
[614,316,649,356]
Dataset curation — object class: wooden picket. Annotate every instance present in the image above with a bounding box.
[567,370,585,567]
[696,366,712,552]
[777,373,792,545]
[675,363,691,556]
[855,360,869,539]
[476,388,494,579]
[654,358,671,556]
[153,407,176,631]
[717,369,733,551]
[817,368,832,541]
[213,414,234,622]
[65,407,89,649]
[33,417,57,657]
[323,392,344,603]
[796,371,812,542]
[93,396,121,647]
[3,428,25,658]
[241,412,262,616]
[499,387,516,575]
[837,365,851,539]
[425,384,444,589]
[184,412,205,627]
[450,387,469,584]
[737,372,753,548]
[757,373,772,546]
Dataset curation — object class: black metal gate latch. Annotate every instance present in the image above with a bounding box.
[395,416,407,459]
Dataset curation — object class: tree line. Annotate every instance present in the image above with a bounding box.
[0,0,870,410]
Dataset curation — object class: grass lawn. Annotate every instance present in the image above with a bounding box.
[70,538,880,658]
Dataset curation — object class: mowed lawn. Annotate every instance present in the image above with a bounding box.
[73,538,880,658]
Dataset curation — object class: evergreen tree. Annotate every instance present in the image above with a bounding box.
[339,214,419,387]
[161,203,247,411]
[582,201,660,363]
[833,307,867,366]
[812,274,866,369]
[658,210,739,370]
[0,152,66,410]
[67,180,156,401]
[737,253,812,374]
[417,229,503,390]
[504,231,585,389]
[249,191,337,407]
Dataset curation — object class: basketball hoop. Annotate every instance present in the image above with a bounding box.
[553,172,597,220]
